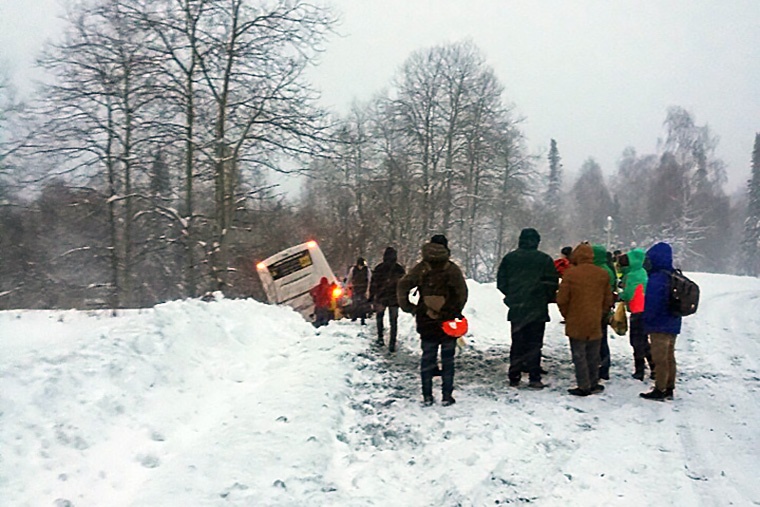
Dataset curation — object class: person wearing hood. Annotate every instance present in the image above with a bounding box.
[309,277,333,328]
[496,228,559,389]
[398,235,468,406]
[347,257,371,325]
[592,244,618,381]
[618,247,654,381]
[557,243,615,396]
[369,246,406,352]
[640,242,682,401]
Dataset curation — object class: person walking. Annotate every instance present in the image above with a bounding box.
[618,247,654,380]
[398,235,468,406]
[496,228,559,389]
[593,244,617,380]
[369,247,406,352]
[556,243,615,396]
[347,257,371,325]
[640,242,681,401]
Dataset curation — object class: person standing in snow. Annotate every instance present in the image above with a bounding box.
[556,243,615,396]
[553,246,573,278]
[369,246,406,352]
[496,228,559,389]
[640,241,681,401]
[618,247,654,381]
[347,257,371,325]
[397,234,468,406]
[310,277,333,328]
[592,244,617,381]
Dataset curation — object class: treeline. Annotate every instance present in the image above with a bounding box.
[1,0,758,310]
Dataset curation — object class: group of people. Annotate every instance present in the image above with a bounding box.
[497,228,681,401]
[312,227,683,406]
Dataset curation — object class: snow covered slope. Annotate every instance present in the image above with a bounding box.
[2,274,759,506]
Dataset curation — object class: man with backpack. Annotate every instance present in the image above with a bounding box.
[369,246,406,352]
[497,228,559,389]
[641,241,681,401]
[397,235,468,406]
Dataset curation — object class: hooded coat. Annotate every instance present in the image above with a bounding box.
[496,228,559,325]
[397,242,468,336]
[620,248,648,314]
[592,244,617,291]
[369,247,406,307]
[556,243,615,340]
[643,242,682,334]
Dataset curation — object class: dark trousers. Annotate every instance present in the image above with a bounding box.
[313,307,331,328]
[352,293,368,324]
[599,314,610,378]
[569,338,601,390]
[375,305,399,346]
[629,313,650,360]
[508,321,546,383]
[421,338,456,398]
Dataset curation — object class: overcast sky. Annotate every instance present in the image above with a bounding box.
[2,0,758,192]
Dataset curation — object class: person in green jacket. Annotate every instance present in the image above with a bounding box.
[619,247,654,380]
[497,228,559,389]
[592,245,617,380]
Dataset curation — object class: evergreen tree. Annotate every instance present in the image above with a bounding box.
[741,133,760,276]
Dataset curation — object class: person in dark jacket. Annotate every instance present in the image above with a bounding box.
[557,243,615,396]
[592,244,617,380]
[496,228,559,389]
[370,246,406,352]
[347,257,371,325]
[398,234,468,406]
[640,241,682,400]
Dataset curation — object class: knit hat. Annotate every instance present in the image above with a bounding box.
[430,234,449,250]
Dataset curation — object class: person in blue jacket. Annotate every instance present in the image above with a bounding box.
[640,242,681,400]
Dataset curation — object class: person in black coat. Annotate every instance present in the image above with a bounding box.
[497,228,559,389]
[369,246,406,352]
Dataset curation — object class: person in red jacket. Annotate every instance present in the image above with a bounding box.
[310,277,333,327]
[554,246,573,278]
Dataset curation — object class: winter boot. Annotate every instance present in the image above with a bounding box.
[640,388,666,401]
[590,384,605,394]
[665,387,674,400]
[442,395,456,407]
[632,357,645,381]
[376,335,385,347]
[423,394,434,406]
[568,387,591,397]
[388,337,396,353]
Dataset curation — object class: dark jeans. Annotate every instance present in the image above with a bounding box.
[375,304,399,346]
[629,313,650,360]
[313,307,331,328]
[508,321,546,383]
[421,338,456,398]
[569,338,601,390]
[352,293,368,324]
[599,314,610,378]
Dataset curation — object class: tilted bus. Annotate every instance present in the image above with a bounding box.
[256,241,344,321]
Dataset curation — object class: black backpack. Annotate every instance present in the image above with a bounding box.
[668,269,700,317]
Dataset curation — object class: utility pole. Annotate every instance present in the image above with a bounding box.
[605,216,614,250]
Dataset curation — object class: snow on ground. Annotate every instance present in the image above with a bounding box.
[1,274,760,506]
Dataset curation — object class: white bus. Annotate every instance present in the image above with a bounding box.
[256,241,343,321]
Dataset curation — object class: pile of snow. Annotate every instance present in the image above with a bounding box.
[2,274,760,506]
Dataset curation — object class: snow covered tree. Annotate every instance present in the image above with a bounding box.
[569,158,614,245]
[741,133,760,276]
